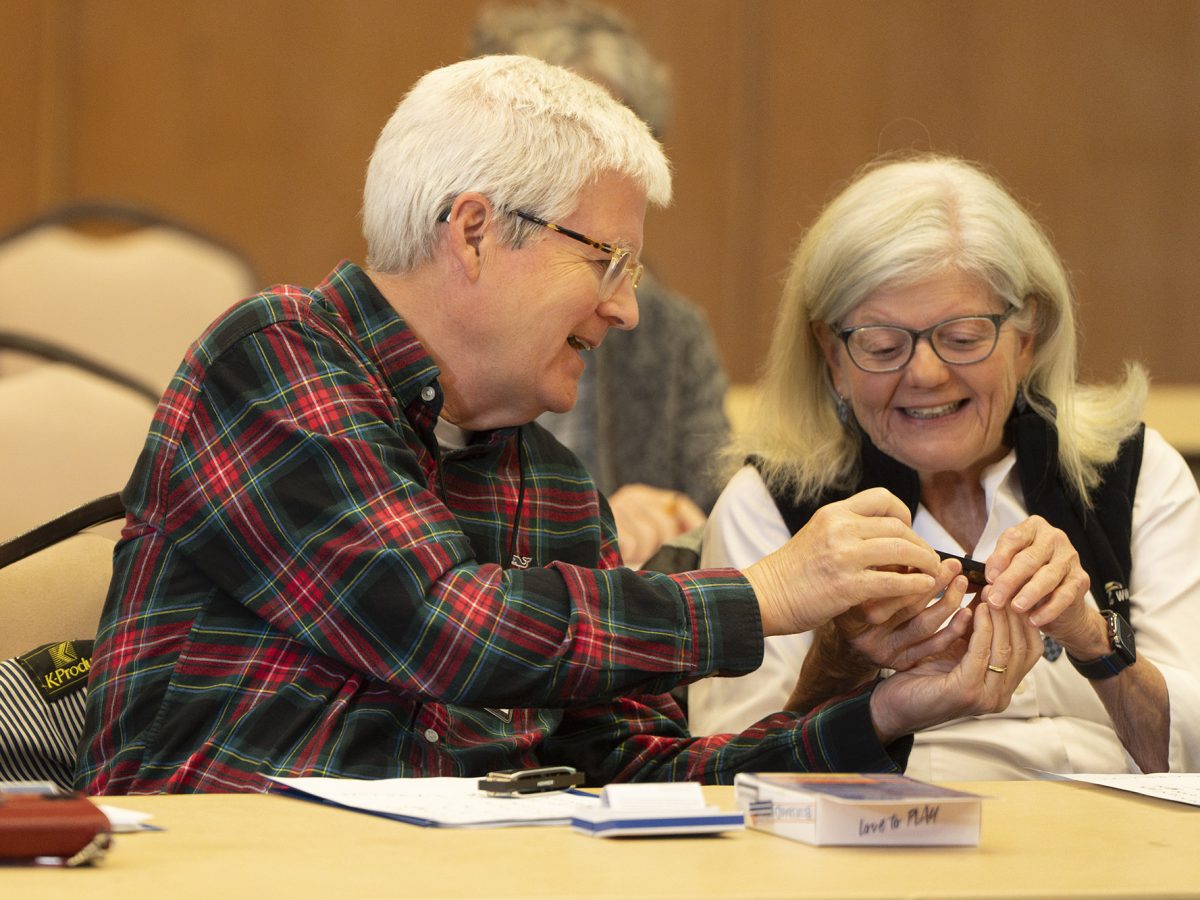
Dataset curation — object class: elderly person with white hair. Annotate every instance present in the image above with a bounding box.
[77,63,1033,795]
[689,154,1200,779]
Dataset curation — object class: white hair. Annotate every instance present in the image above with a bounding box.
[735,153,1146,505]
[362,54,671,274]
[470,0,673,137]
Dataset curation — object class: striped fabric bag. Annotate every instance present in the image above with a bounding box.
[0,640,92,791]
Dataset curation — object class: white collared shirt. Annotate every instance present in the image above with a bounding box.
[688,428,1200,778]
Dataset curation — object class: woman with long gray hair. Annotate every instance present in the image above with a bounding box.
[690,154,1200,779]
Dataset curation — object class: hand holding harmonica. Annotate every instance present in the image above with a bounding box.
[935,549,988,592]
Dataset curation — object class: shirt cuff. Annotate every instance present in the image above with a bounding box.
[669,567,764,676]
[802,683,913,773]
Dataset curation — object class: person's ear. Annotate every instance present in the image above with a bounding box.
[812,320,847,396]
[443,192,493,282]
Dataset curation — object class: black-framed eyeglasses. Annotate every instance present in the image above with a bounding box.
[836,308,1016,373]
[512,211,643,301]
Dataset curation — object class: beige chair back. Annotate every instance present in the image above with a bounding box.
[0,364,153,541]
[0,532,114,659]
[0,218,257,391]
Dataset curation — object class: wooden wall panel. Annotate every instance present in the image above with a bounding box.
[64,0,481,287]
[649,0,1200,384]
[623,0,766,382]
[3,0,1198,388]
[0,1,55,223]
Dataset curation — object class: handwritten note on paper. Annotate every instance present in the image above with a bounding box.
[1063,773,1200,807]
[268,776,599,828]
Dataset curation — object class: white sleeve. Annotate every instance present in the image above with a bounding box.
[1128,428,1200,771]
[687,466,815,735]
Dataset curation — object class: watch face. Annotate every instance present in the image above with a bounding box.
[1069,610,1136,680]
[1106,611,1136,663]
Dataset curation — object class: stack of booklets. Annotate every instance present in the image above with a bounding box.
[571,782,745,838]
[735,773,983,846]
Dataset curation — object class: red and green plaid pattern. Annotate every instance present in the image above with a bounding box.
[75,263,904,794]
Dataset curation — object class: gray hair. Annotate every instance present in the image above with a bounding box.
[470,0,673,137]
[735,153,1146,505]
[362,54,671,274]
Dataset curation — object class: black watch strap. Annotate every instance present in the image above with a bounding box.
[1067,610,1136,680]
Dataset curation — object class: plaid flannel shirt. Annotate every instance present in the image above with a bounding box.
[75,262,907,794]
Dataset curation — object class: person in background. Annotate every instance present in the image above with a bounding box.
[471,0,729,568]
[76,60,1035,794]
[688,153,1200,779]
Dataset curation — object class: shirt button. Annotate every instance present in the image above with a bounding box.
[420,386,437,402]
[424,728,439,743]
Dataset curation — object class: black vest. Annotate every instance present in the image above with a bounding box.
[757,408,1144,623]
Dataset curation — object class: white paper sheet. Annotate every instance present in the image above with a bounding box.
[1062,772,1200,807]
[268,775,599,827]
[98,804,159,832]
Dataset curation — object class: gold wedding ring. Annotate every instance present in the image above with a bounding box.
[987,663,1008,674]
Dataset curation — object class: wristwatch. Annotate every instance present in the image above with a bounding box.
[1067,610,1136,680]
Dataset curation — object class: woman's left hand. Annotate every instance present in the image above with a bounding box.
[983,517,1168,773]
[982,515,1102,652]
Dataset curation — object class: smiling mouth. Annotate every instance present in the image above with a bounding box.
[901,399,968,419]
[567,335,593,352]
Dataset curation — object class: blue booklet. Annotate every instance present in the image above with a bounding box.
[571,782,744,838]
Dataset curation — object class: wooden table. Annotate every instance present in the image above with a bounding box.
[6,780,1198,898]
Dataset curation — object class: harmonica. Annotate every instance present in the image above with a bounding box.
[935,550,988,591]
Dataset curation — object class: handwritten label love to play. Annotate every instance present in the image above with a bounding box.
[736,773,983,846]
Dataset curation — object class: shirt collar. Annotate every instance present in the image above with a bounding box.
[313,261,441,411]
[313,262,519,451]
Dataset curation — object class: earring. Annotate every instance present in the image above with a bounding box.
[836,395,850,424]
[1015,384,1029,414]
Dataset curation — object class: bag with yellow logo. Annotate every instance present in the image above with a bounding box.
[0,640,93,790]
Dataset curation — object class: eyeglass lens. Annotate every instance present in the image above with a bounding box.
[599,252,629,299]
[848,316,1001,371]
[599,251,645,300]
